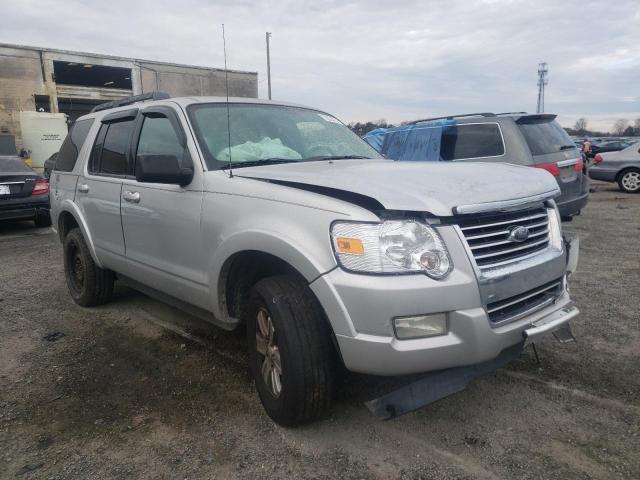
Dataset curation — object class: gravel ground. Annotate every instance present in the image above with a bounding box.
[1,181,638,479]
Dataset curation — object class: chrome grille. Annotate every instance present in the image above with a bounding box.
[486,278,563,325]
[458,207,550,270]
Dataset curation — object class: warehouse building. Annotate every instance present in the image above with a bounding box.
[0,43,258,163]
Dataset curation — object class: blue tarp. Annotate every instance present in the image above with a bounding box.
[363,119,456,161]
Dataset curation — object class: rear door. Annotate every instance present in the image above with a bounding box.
[75,110,136,268]
[516,116,587,203]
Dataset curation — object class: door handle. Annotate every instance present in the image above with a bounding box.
[78,184,89,193]
[123,190,140,203]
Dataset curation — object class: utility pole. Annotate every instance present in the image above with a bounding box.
[266,32,272,100]
[536,62,548,113]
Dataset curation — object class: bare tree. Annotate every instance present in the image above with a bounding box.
[634,118,640,135]
[574,118,588,134]
[612,119,629,136]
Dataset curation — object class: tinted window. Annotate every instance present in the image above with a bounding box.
[440,123,505,160]
[99,119,134,175]
[56,119,95,172]
[137,116,184,160]
[517,119,576,157]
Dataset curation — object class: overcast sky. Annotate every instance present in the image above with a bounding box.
[2,0,639,131]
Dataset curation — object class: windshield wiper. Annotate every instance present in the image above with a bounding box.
[304,155,370,161]
[559,145,578,150]
[222,158,299,169]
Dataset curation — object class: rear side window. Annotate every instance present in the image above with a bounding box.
[440,123,505,160]
[55,119,94,172]
[90,119,135,176]
[517,119,576,157]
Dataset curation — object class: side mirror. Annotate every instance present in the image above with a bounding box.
[136,154,193,186]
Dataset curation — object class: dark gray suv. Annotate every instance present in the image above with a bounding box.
[365,113,589,219]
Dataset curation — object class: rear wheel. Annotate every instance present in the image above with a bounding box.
[63,228,114,306]
[618,169,640,193]
[245,274,336,426]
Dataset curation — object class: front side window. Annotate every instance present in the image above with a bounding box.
[55,118,95,172]
[98,119,135,175]
[136,115,184,160]
[188,103,382,169]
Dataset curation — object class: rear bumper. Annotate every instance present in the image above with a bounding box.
[556,191,589,217]
[0,196,49,221]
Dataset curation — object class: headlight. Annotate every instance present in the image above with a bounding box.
[331,220,452,278]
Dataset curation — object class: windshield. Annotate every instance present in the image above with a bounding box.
[188,103,382,169]
[517,119,578,157]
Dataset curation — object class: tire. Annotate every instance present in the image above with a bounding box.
[63,228,114,307]
[245,274,336,426]
[34,212,52,227]
[617,169,640,193]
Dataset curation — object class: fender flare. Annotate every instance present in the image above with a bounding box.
[208,230,335,319]
[57,199,103,268]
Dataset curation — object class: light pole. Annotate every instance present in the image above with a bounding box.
[266,32,272,100]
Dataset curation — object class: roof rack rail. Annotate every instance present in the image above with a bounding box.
[408,113,496,125]
[495,111,528,116]
[90,91,171,113]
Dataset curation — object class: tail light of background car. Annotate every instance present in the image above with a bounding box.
[573,160,584,171]
[31,180,49,195]
[594,154,603,164]
[533,162,560,176]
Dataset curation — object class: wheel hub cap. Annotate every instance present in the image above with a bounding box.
[256,308,282,397]
[622,172,640,191]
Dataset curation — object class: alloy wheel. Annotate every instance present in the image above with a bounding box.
[255,307,283,397]
[621,171,640,192]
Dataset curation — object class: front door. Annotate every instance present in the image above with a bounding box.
[120,106,208,309]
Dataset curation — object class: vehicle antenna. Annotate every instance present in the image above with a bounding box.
[222,24,233,177]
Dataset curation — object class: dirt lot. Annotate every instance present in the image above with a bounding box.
[1,181,638,479]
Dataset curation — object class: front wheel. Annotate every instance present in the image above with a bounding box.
[245,275,336,426]
[618,169,640,193]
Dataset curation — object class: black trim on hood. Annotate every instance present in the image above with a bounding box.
[250,178,386,213]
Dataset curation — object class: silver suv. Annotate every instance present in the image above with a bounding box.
[50,93,579,425]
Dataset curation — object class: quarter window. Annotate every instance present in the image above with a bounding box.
[55,119,95,172]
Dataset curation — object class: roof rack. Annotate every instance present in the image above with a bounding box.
[408,113,496,125]
[495,111,528,116]
[90,91,171,113]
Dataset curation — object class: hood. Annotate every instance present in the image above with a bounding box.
[235,159,560,217]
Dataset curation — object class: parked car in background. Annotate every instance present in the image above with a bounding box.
[364,112,589,220]
[0,156,51,226]
[50,93,579,425]
[588,140,635,158]
[590,143,640,193]
[43,152,58,179]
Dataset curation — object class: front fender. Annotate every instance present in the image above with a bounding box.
[57,200,103,268]
[208,230,336,320]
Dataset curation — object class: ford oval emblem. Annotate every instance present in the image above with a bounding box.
[509,226,530,243]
